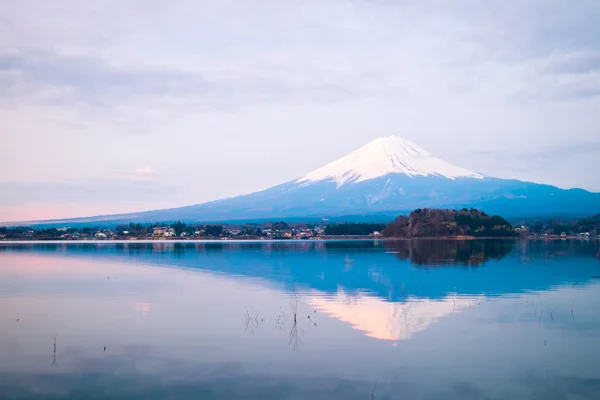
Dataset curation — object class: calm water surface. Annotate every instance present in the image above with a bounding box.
[1,240,599,399]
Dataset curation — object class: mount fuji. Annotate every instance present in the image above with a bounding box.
[22,136,600,226]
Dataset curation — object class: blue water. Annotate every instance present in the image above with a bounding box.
[1,240,599,399]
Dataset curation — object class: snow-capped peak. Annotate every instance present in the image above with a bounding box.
[297,136,483,186]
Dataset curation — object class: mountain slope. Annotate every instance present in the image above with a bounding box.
[11,136,600,226]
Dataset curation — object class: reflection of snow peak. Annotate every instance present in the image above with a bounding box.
[297,136,483,187]
[309,291,480,341]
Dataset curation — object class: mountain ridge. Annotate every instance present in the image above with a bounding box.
[4,136,600,226]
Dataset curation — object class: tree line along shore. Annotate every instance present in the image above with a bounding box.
[1,209,599,241]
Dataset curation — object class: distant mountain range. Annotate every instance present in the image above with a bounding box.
[9,136,600,227]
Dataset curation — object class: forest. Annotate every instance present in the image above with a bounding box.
[323,223,386,236]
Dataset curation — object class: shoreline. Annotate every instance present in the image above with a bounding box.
[1,236,594,244]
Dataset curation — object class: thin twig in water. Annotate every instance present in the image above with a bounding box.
[287,292,303,350]
[288,319,300,350]
[244,307,258,335]
[276,307,287,330]
[52,334,58,366]
[371,381,379,400]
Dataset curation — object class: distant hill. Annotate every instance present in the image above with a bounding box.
[526,213,600,235]
[382,208,517,238]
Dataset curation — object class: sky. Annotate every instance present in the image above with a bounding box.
[1,0,600,222]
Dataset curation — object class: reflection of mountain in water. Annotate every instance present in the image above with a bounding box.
[309,290,482,341]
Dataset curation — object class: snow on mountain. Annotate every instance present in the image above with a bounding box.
[297,136,483,187]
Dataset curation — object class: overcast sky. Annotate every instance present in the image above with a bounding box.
[1,0,600,221]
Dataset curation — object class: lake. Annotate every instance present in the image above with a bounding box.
[1,240,599,399]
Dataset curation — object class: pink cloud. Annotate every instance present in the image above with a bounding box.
[135,166,154,175]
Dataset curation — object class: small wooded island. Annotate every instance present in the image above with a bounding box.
[382,208,518,238]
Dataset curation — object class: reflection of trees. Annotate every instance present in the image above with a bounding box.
[382,240,516,266]
[115,241,385,258]
[516,240,600,261]
[6,240,598,268]
[110,240,516,266]
[0,240,515,268]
